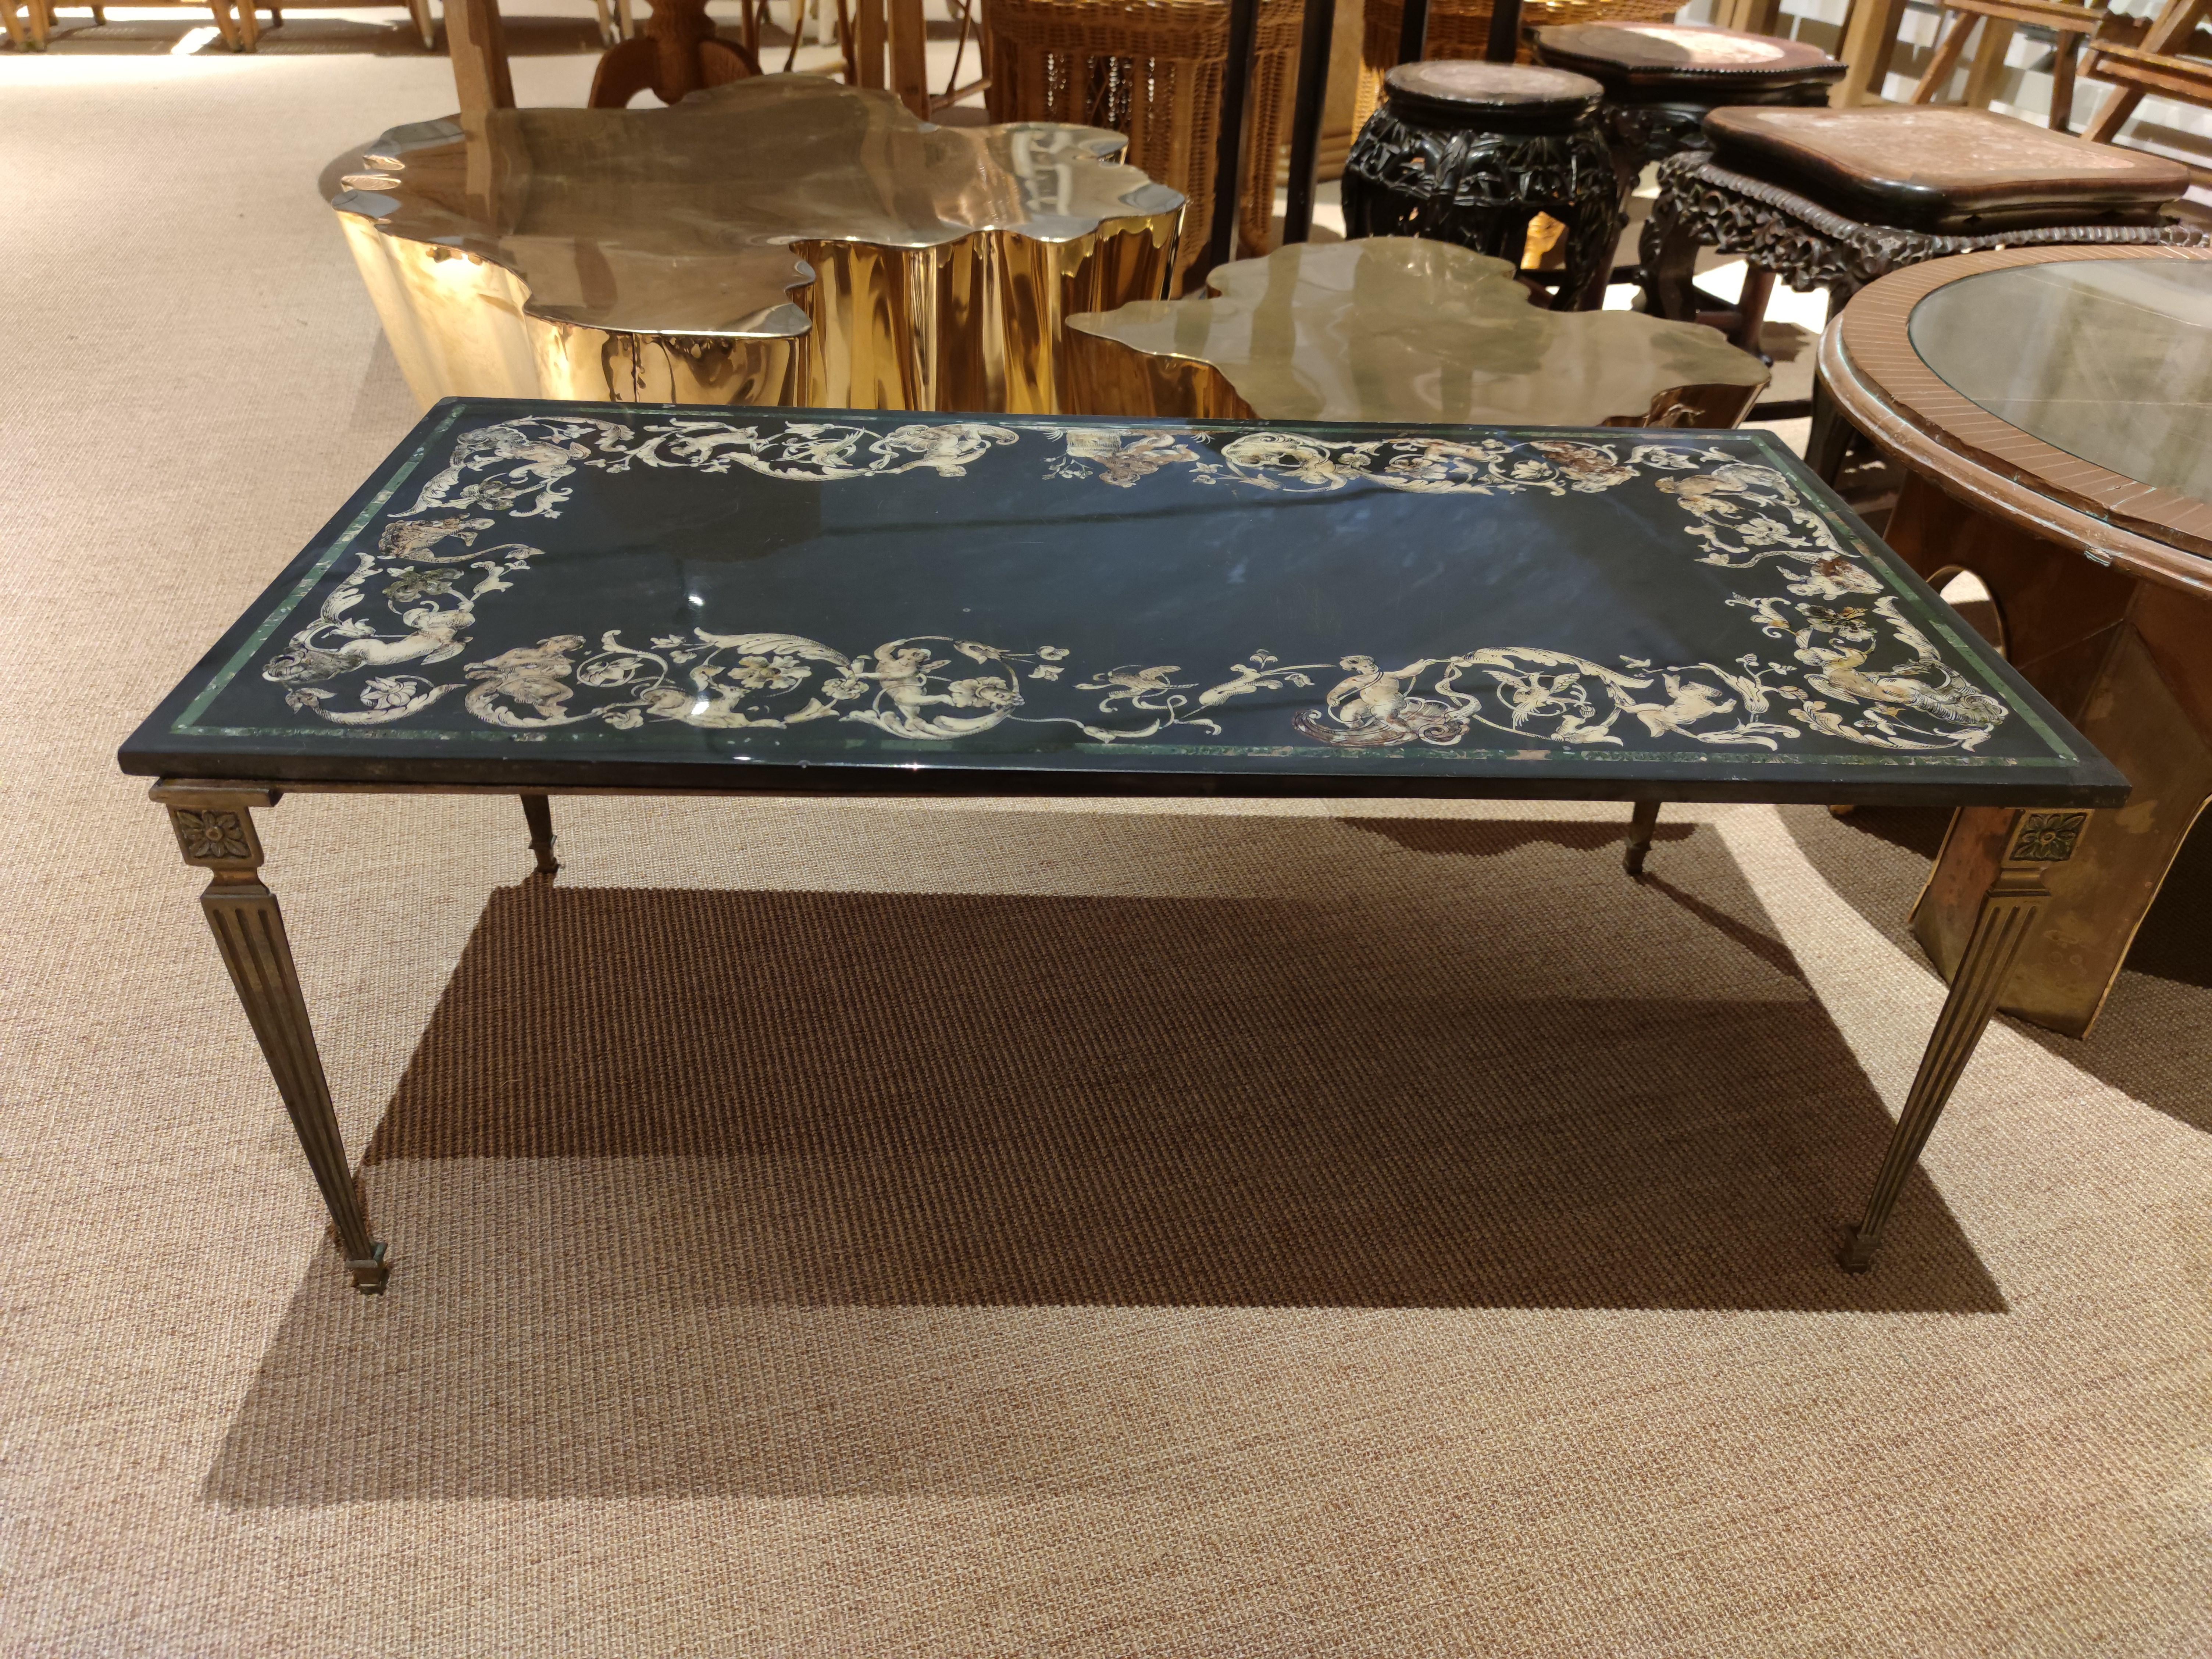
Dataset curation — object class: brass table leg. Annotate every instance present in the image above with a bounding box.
[154,784,389,1293]
[1623,799,1660,878]
[521,791,559,878]
[1840,807,2086,1271]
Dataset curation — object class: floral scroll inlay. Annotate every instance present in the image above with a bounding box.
[256,413,2018,761]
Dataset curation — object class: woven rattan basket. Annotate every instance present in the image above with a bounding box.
[984,0,1303,291]
[1354,0,1686,130]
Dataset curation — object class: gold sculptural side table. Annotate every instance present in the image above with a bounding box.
[1063,237,1770,425]
[327,75,1184,415]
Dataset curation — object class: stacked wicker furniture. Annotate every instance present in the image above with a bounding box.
[1353,0,1683,130]
[984,0,1303,290]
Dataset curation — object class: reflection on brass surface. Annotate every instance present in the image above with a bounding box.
[1062,238,1769,427]
[325,75,1184,414]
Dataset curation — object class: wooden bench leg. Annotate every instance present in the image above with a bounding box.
[2084,0,2211,141]
[1729,267,1775,355]
[1639,189,1701,324]
[2050,32,2078,131]
[1807,371,1856,485]
[1910,6,1976,103]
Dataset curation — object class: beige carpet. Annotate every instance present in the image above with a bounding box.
[4,24,2211,1656]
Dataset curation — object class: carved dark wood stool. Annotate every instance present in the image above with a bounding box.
[1533,21,1843,196]
[1643,106,2202,363]
[1534,21,1844,333]
[1341,61,1624,311]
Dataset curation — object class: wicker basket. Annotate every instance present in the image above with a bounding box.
[1354,0,1687,131]
[984,0,1304,292]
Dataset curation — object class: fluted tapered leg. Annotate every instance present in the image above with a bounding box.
[521,792,559,878]
[1840,808,2088,1271]
[1623,800,1661,878]
[156,785,388,1293]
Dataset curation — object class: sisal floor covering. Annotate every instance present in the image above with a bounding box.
[3,23,2210,1655]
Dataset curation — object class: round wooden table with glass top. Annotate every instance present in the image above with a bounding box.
[1817,243,2212,1037]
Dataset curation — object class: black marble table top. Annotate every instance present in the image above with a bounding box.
[120,400,2125,805]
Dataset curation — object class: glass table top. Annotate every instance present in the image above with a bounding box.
[1908,259,2212,507]
[120,402,2119,805]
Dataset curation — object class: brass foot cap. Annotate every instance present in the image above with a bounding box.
[1837,1226,1879,1274]
[347,1241,390,1294]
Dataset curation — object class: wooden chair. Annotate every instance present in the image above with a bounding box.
[2082,0,2212,141]
[1907,0,2108,132]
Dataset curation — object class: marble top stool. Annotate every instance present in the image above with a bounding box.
[1061,235,1770,427]
[1341,63,1625,311]
[1643,106,2205,353]
[1533,21,1844,186]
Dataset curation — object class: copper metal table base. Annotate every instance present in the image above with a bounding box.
[1879,475,2212,1037]
[155,782,2084,1291]
[1817,246,2212,1037]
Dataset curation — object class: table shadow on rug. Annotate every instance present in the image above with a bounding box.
[209,818,2004,1505]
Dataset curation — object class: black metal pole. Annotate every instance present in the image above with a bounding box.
[1201,0,1263,278]
[1484,0,1521,62]
[1396,0,1428,62]
[1283,0,1337,243]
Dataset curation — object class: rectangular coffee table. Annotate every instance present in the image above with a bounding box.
[119,400,2127,1292]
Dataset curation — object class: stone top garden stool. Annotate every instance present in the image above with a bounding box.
[1353,0,1685,135]
[1341,61,1624,311]
[1642,105,2204,359]
[1532,21,1844,198]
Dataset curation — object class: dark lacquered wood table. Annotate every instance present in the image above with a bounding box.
[120,402,2124,1292]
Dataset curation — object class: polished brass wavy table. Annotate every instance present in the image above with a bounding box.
[327,75,1185,415]
[1064,237,1771,426]
[121,401,2124,1293]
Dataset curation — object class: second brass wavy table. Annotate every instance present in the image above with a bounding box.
[325,75,1185,415]
[1063,236,1770,426]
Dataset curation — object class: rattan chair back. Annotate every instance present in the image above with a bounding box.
[984,0,1303,290]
